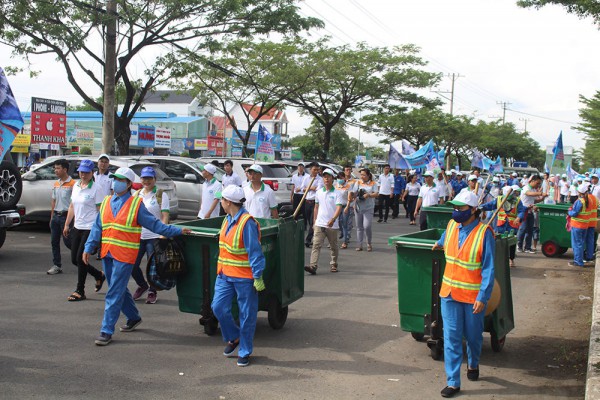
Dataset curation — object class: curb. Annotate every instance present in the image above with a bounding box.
[586,249,600,400]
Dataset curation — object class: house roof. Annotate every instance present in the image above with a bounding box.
[211,116,227,130]
[143,90,195,104]
[241,103,285,121]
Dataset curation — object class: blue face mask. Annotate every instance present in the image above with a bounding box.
[337,179,345,185]
[113,180,129,194]
[452,208,473,223]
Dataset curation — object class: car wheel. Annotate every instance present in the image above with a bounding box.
[0,161,22,212]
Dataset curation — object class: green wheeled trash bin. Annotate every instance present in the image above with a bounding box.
[423,204,453,229]
[174,216,305,335]
[388,228,515,360]
[536,203,572,257]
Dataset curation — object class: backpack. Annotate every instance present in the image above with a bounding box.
[146,238,187,291]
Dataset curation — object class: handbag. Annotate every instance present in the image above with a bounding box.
[146,238,187,291]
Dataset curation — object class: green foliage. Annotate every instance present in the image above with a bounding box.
[78,146,92,155]
[575,91,600,168]
[517,1,600,27]
[290,119,356,164]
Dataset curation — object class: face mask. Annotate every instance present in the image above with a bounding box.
[452,208,473,223]
[113,180,129,194]
[337,179,345,185]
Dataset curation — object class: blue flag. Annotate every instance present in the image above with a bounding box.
[488,156,503,173]
[403,139,436,169]
[255,124,275,162]
[0,68,24,160]
[388,143,410,169]
[551,131,564,170]
[471,150,485,169]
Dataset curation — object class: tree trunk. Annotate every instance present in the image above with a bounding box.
[114,116,131,155]
[321,124,332,161]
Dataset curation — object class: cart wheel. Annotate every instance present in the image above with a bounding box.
[559,247,569,255]
[490,332,505,352]
[411,332,425,341]
[267,297,288,330]
[430,340,444,360]
[200,318,218,336]
[541,241,560,258]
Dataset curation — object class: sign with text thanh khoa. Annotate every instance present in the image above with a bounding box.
[30,97,67,146]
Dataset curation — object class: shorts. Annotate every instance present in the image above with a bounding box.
[533,227,540,241]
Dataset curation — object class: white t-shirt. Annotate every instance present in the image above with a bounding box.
[418,184,440,207]
[301,174,324,201]
[315,186,344,229]
[591,184,600,200]
[378,173,394,195]
[436,178,449,197]
[243,183,278,219]
[335,181,353,206]
[222,172,243,188]
[135,188,170,240]
[559,180,570,196]
[71,180,104,230]
[291,172,307,194]
[198,178,222,218]
[521,184,539,207]
[568,183,579,196]
[405,182,421,196]
[94,172,113,197]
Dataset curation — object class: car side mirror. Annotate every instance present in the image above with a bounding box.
[22,172,36,181]
[184,173,197,182]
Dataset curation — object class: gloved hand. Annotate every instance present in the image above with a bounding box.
[253,276,266,292]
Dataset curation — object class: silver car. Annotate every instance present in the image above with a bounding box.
[130,156,225,220]
[20,156,179,222]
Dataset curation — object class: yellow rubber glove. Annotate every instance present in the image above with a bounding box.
[253,276,266,292]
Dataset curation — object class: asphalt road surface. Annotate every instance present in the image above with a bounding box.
[0,216,593,399]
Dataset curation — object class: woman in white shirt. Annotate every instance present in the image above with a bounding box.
[130,167,170,304]
[63,159,105,301]
[351,168,379,252]
[402,174,421,225]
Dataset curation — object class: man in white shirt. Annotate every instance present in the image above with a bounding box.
[291,162,307,223]
[221,159,242,188]
[243,164,278,219]
[559,174,570,203]
[94,154,112,198]
[517,175,547,253]
[377,164,394,223]
[301,163,324,247]
[591,174,600,200]
[304,169,343,275]
[198,163,222,219]
[436,171,450,203]
[414,170,439,231]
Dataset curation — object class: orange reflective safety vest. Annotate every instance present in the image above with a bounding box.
[99,195,143,264]
[571,195,597,230]
[496,195,521,229]
[217,213,261,279]
[439,219,493,304]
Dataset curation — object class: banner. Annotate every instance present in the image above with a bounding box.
[401,139,416,155]
[11,133,30,153]
[403,139,436,169]
[566,164,578,181]
[68,129,94,148]
[255,124,275,162]
[470,149,485,169]
[129,125,139,147]
[137,125,155,148]
[551,131,565,170]
[30,97,67,146]
[388,143,410,169]
[0,68,25,159]
[154,127,171,149]
[488,156,504,173]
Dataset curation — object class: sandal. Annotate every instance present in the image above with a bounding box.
[341,243,348,249]
[355,247,363,251]
[95,273,106,292]
[67,291,86,302]
[367,244,373,252]
[330,264,338,273]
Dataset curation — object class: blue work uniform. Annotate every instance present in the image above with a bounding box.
[480,198,527,235]
[451,180,467,196]
[211,207,266,359]
[568,200,588,266]
[436,219,495,388]
[84,191,183,336]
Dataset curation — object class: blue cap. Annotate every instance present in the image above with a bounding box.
[77,159,94,173]
[140,166,156,178]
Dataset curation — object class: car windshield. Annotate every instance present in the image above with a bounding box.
[242,164,290,178]
[188,160,225,181]
[111,163,171,181]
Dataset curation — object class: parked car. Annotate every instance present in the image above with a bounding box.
[199,157,293,217]
[128,155,225,220]
[20,156,179,222]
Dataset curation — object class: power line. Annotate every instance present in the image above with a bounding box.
[506,108,580,125]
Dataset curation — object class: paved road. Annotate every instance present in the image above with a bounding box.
[0,217,592,399]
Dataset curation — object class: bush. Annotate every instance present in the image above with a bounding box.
[79,146,92,155]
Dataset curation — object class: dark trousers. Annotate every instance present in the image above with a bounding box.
[419,211,428,231]
[391,194,402,218]
[406,195,418,222]
[50,213,68,267]
[131,238,157,294]
[293,194,306,228]
[378,194,391,221]
[70,227,103,293]
[305,200,316,245]
[570,195,578,204]
[517,212,534,251]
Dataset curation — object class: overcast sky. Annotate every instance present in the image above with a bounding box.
[2,0,599,152]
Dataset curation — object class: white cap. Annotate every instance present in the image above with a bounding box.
[216,185,245,202]
[585,171,590,175]
[109,167,136,182]
[409,169,416,174]
[584,177,591,182]
[202,163,217,175]
[502,186,512,196]
[562,174,567,178]
[550,174,555,177]
[450,169,456,174]
[322,168,336,177]
[457,172,463,176]
[467,174,477,181]
[423,170,434,177]
[511,184,522,192]
[449,190,478,207]
[492,177,499,182]
[445,171,453,176]
[98,153,110,161]
[247,164,263,174]
[593,174,599,179]
[512,172,518,177]
[578,183,590,194]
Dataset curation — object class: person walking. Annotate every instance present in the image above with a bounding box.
[83,167,190,346]
[211,185,266,367]
[431,191,495,398]
[305,169,344,274]
[436,171,450,203]
[414,171,440,231]
[221,159,242,188]
[336,171,354,249]
[391,168,406,219]
[517,175,547,253]
[569,178,579,204]
[402,174,421,225]
[94,154,112,197]
[568,183,597,267]
[243,164,278,219]
[590,174,600,200]
[351,168,378,252]
[62,159,105,301]
[198,163,222,219]
[47,159,76,275]
[301,162,323,247]
[558,174,570,203]
[130,167,171,305]
[377,164,394,223]
[291,162,307,223]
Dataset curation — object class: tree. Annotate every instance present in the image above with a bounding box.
[285,40,441,161]
[171,38,314,157]
[0,0,321,154]
[575,91,600,167]
[290,119,354,164]
[517,1,600,27]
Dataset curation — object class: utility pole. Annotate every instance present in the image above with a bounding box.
[519,117,531,132]
[433,73,463,115]
[102,0,117,155]
[497,101,511,125]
